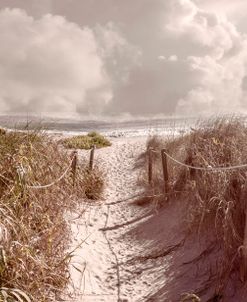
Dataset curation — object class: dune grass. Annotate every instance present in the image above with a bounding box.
[139,116,247,298]
[0,129,104,301]
[62,131,111,150]
[0,128,6,135]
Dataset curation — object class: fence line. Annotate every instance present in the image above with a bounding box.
[0,159,75,189]
[151,149,247,172]
[0,146,96,190]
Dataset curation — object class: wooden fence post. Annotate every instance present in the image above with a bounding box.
[161,148,169,194]
[148,148,153,185]
[89,145,96,171]
[71,151,78,187]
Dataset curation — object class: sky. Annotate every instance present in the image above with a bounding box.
[0,0,247,118]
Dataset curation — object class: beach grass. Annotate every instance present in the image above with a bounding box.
[139,116,247,296]
[0,129,104,301]
[62,131,111,150]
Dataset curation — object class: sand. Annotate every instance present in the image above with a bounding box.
[64,136,228,302]
[66,136,155,302]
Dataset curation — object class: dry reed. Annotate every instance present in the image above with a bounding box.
[0,129,104,301]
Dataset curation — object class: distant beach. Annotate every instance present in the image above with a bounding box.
[0,114,199,138]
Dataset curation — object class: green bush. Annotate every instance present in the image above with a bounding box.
[62,132,111,150]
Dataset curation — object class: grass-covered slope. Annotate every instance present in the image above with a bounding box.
[0,130,104,301]
[138,117,247,300]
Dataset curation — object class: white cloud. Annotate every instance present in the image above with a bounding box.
[196,0,247,19]
[158,55,166,61]
[94,22,142,85]
[166,0,247,115]
[0,1,247,117]
[168,55,178,62]
[164,0,240,60]
[178,49,247,114]
[0,8,137,116]
[106,0,247,116]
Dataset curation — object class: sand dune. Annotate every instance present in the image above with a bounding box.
[65,135,241,302]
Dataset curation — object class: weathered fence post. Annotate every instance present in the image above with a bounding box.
[71,150,78,187]
[148,148,153,185]
[89,145,96,171]
[161,148,169,194]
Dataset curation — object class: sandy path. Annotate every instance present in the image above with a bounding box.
[66,136,207,302]
[66,137,154,302]
[65,134,246,302]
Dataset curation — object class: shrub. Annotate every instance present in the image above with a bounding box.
[81,167,105,200]
[62,132,111,150]
[0,130,104,301]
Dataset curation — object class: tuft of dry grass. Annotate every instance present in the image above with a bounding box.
[61,131,111,150]
[139,117,247,297]
[80,167,104,200]
[0,128,6,136]
[0,129,104,301]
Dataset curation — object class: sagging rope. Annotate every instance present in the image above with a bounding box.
[27,154,75,189]
[0,154,76,190]
[0,153,76,187]
[151,149,247,172]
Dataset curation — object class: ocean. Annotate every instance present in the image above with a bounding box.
[0,115,199,138]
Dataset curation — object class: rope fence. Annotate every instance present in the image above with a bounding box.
[0,145,97,192]
[151,149,247,172]
[3,142,247,202]
[27,154,75,189]
[147,147,247,197]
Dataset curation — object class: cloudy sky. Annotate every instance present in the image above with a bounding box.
[0,0,247,118]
